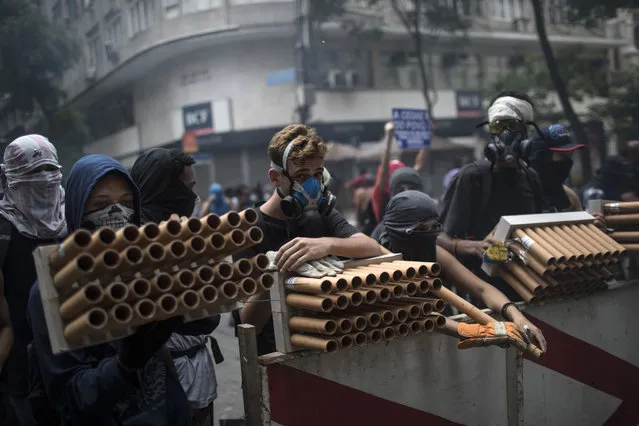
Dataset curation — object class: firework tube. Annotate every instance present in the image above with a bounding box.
[286,293,334,312]
[512,229,555,265]
[64,308,108,341]
[49,229,92,271]
[238,208,259,230]
[127,278,151,301]
[53,254,95,293]
[288,317,337,335]
[290,334,338,353]
[199,285,218,306]
[150,273,173,296]
[138,223,160,247]
[59,283,104,321]
[200,214,221,236]
[257,273,276,291]
[157,219,182,244]
[132,299,156,326]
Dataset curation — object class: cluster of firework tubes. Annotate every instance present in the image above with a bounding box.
[502,222,625,302]
[284,260,448,353]
[596,201,639,254]
[47,209,271,349]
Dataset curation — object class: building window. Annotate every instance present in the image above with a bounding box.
[86,27,101,69]
[511,0,525,19]
[86,92,135,140]
[105,15,123,48]
[129,0,155,37]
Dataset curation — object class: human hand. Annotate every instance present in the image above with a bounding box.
[592,213,610,231]
[511,314,547,353]
[118,317,183,370]
[384,121,395,134]
[275,237,333,272]
[457,322,543,358]
[169,214,189,222]
[457,240,492,258]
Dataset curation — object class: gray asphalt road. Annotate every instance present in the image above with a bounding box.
[213,313,245,425]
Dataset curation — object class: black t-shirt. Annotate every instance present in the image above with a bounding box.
[233,209,358,355]
[439,161,539,241]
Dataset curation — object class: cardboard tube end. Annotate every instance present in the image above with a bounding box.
[364,290,377,304]
[353,317,367,331]
[131,279,151,299]
[335,295,348,309]
[350,276,363,289]
[320,298,334,312]
[221,282,239,299]
[108,283,129,303]
[254,254,270,271]
[142,223,160,241]
[423,319,435,332]
[382,327,395,340]
[350,291,363,306]
[338,335,353,349]
[186,218,203,235]
[200,285,218,304]
[435,315,446,328]
[226,211,241,228]
[74,229,92,247]
[368,313,381,328]
[247,227,263,244]
[339,319,352,334]
[196,266,214,284]
[410,321,423,334]
[431,278,443,290]
[326,340,339,353]
[259,273,275,290]
[240,278,257,296]
[88,309,108,329]
[369,330,382,343]
[325,320,338,334]
[354,332,367,345]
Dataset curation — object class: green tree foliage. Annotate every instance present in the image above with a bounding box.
[0,0,85,167]
[0,0,79,114]
[491,46,609,122]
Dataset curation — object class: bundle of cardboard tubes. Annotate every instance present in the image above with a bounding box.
[591,201,639,253]
[44,208,272,351]
[285,260,450,353]
[502,222,625,302]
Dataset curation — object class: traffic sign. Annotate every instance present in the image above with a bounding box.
[392,108,431,149]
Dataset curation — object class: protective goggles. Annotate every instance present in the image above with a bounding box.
[488,119,527,135]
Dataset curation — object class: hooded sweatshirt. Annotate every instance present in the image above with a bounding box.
[207,183,230,216]
[27,155,191,426]
[130,149,197,223]
[131,153,219,410]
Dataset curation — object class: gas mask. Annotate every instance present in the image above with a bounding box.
[272,142,336,219]
[280,176,336,218]
[483,121,529,166]
[82,203,135,231]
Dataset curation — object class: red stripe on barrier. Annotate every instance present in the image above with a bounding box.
[267,364,462,426]
[525,315,639,424]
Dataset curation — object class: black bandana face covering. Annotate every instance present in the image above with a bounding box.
[387,223,441,262]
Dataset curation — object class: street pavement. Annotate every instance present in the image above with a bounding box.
[213,313,245,425]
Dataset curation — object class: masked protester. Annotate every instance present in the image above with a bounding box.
[200,183,230,217]
[28,154,217,426]
[378,191,547,353]
[437,91,545,299]
[370,166,424,241]
[525,125,585,212]
[232,124,382,355]
[0,135,66,426]
[131,149,220,426]
[130,148,197,222]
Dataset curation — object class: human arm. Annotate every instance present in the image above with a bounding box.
[563,185,583,211]
[436,246,547,351]
[371,122,395,222]
[276,233,382,272]
[28,285,138,422]
[414,148,427,172]
[199,198,212,217]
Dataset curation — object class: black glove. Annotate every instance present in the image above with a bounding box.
[118,317,183,370]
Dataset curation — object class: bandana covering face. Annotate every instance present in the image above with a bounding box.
[379,190,440,261]
[0,135,66,239]
[82,203,135,231]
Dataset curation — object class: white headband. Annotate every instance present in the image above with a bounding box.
[270,139,297,172]
[488,96,534,124]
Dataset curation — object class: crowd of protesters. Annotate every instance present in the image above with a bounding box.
[0,89,633,425]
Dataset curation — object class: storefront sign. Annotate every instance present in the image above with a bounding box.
[182,102,213,133]
[456,91,483,117]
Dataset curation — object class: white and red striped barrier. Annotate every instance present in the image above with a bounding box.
[238,281,639,426]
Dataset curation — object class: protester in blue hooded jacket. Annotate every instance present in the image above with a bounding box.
[200,183,230,217]
[27,155,215,426]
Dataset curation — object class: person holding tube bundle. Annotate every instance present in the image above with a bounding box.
[233,124,383,355]
[378,190,547,354]
[131,148,221,426]
[27,154,216,426]
[438,91,545,300]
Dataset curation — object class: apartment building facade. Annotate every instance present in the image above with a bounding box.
[1,0,626,195]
